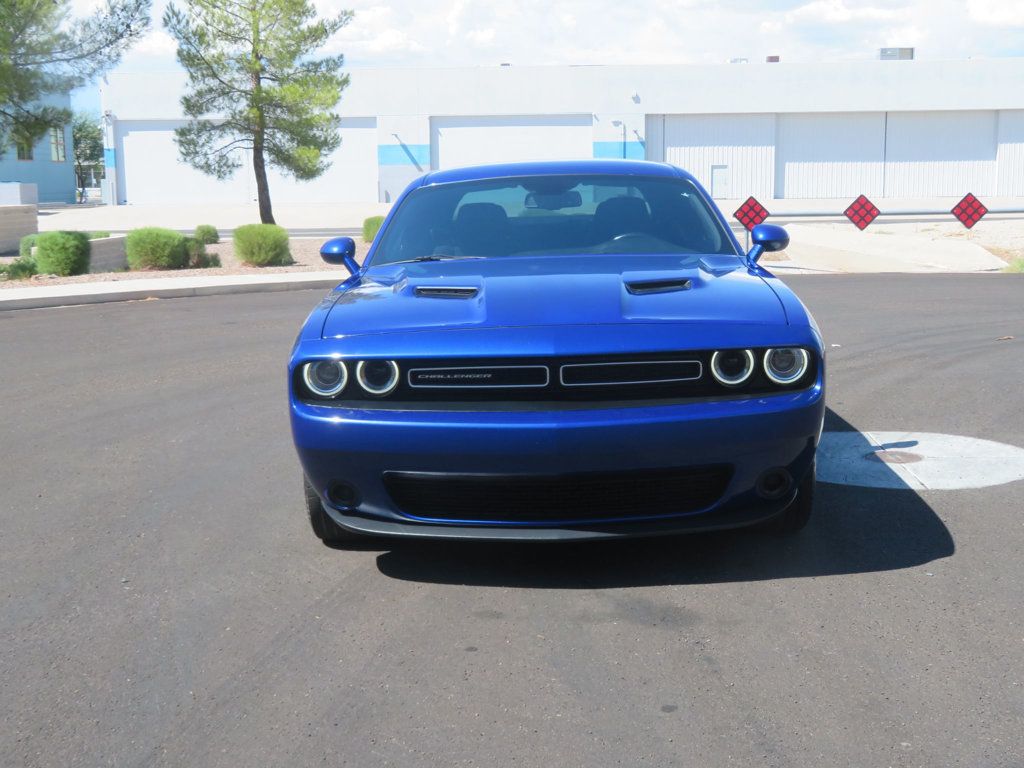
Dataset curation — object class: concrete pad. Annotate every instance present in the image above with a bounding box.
[0,271,345,311]
[780,223,1007,273]
[38,201,391,233]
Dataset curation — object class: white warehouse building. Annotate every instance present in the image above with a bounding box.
[100,58,1024,206]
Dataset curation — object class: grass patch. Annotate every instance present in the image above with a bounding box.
[0,254,38,280]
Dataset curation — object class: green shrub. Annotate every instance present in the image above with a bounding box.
[19,234,38,259]
[183,236,221,268]
[363,216,385,243]
[35,231,91,276]
[194,224,219,245]
[1007,258,1024,273]
[2,255,38,280]
[125,227,188,270]
[88,231,111,240]
[233,224,291,266]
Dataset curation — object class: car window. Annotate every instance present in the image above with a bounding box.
[372,174,740,263]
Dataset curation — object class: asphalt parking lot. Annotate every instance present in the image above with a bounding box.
[2,274,1022,767]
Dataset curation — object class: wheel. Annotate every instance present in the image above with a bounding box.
[768,463,815,534]
[304,476,361,545]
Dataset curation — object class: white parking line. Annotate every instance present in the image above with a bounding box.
[817,431,1024,490]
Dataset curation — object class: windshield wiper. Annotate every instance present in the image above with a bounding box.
[389,255,486,264]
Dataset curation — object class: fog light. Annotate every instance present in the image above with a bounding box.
[327,482,359,508]
[756,468,793,500]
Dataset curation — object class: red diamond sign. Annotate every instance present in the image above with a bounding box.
[734,197,769,231]
[844,194,880,230]
[952,193,987,229]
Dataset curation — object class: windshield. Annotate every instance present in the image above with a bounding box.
[371,174,739,265]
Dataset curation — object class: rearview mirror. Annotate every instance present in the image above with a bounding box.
[320,236,359,275]
[747,224,789,264]
[524,190,582,210]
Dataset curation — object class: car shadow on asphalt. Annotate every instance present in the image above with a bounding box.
[371,409,955,588]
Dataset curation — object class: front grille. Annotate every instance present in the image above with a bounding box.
[560,359,701,387]
[383,464,732,524]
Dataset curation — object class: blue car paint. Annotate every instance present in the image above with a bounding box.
[289,160,825,540]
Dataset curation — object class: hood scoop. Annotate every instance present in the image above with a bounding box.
[414,285,480,299]
[624,277,693,295]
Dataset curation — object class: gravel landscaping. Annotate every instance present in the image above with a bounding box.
[0,237,370,288]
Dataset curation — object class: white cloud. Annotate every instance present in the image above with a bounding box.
[967,0,1024,26]
[100,0,1024,75]
[131,29,179,56]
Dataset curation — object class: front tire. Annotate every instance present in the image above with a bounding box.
[768,464,815,534]
[304,476,361,545]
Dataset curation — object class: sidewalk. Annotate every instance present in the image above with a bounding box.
[0,271,345,311]
[38,201,392,232]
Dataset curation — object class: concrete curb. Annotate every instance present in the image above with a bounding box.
[0,272,345,311]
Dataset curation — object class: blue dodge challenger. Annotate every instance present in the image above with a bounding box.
[289,160,825,544]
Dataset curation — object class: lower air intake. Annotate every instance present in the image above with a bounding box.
[383,465,732,523]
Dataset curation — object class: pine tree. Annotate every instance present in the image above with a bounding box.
[0,0,151,147]
[164,0,352,224]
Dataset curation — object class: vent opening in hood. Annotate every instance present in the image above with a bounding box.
[414,286,480,299]
[624,278,692,295]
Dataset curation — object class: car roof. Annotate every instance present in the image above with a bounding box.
[419,159,692,186]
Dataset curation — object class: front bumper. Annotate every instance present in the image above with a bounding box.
[290,373,825,541]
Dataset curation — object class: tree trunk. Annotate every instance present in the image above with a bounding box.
[252,127,275,224]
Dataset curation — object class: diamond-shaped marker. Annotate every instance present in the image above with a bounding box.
[734,197,769,231]
[952,193,987,229]
[844,194,880,230]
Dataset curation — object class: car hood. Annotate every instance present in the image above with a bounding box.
[321,254,786,339]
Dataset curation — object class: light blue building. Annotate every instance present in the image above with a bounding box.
[0,94,77,204]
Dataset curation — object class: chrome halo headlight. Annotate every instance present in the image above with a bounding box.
[763,348,810,385]
[710,349,755,386]
[356,360,400,396]
[302,360,347,397]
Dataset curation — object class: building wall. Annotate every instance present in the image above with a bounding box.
[101,59,1024,204]
[0,94,76,204]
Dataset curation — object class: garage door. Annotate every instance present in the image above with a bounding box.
[118,117,378,205]
[430,115,593,170]
[117,120,251,205]
[997,110,1024,196]
[776,113,885,199]
[648,114,775,200]
[267,117,377,203]
[884,111,997,197]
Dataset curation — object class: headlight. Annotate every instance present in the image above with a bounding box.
[763,348,809,385]
[710,349,755,386]
[302,360,348,397]
[356,360,400,396]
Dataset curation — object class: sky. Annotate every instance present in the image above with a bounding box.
[70,0,1024,113]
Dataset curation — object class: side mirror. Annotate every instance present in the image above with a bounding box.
[320,236,359,275]
[747,223,789,264]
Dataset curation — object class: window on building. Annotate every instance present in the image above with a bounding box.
[50,127,66,162]
[17,141,34,161]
